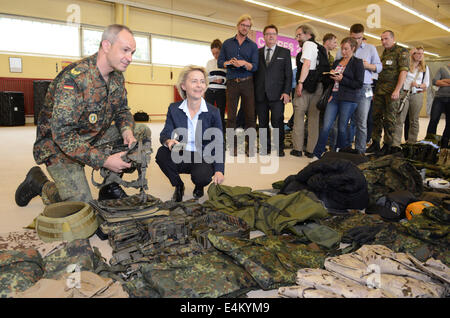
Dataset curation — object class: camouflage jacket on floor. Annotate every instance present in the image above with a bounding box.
[357,155,423,206]
[207,233,327,290]
[123,250,257,298]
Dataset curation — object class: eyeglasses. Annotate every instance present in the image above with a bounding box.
[295,34,302,38]
[264,32,277,36]
[240,23,251,29]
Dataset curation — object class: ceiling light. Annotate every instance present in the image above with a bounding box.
[244,0,440,57]
[385,0,450,32]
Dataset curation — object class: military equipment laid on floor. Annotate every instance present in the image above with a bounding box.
[401,142,439,165]
[279,245,450,298]
[358,154,424,206]
[35,201,99,243]
[92,198,251,276]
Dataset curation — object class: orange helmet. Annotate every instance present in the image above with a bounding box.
[405,201,434,220]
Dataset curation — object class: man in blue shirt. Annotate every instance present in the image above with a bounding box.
[218,14,259,156]
[336,24,382,154]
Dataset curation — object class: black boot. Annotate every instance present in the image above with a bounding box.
[377,144,391,157]
[173,183,185,202]
[15,166,49,207]
[366,141,380,154]
[193,185,204,199]
[98,182,128,201]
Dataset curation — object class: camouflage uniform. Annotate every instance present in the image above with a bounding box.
[0,248,44,298]
[208,233,326,290]
[372,44,409,146]
[32,53,151,203]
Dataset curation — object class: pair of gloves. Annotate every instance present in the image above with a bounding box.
[341,225,385,245]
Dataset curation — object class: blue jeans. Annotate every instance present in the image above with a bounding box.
[349,84,373,153]
[314,95,358,158]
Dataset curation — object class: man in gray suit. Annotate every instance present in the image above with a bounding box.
[254,24,293,157]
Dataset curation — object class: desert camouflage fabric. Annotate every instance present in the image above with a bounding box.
[279,245,449,298]
[12,271,128,298]
[0,230,65,258]
[33,53,134,169]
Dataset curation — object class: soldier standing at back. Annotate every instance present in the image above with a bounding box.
[15,24,152,207]
[366,30,409,156]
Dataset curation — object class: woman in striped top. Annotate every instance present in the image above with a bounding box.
[205,39,227,131]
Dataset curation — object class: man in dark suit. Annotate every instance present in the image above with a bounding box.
[254,24,293,157]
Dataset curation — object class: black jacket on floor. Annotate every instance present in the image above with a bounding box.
[280,157,369,211]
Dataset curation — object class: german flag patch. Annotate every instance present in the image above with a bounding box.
[64,84,74,90]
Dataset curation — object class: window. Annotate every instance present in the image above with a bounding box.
[151,35,210,67]
[0,14,209,66]
[82,28,102,56]
[133,35,150,62]
[0,16,79,56]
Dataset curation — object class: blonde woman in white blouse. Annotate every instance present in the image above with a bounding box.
[392,46,430,149]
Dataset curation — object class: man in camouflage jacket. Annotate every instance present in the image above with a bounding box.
[367,30,409,156]
[15,24,151,206]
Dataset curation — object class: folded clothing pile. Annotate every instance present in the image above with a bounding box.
[278,245,450,298]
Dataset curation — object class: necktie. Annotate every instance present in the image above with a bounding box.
[266,48,272,65]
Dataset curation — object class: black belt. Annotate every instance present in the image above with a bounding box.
[230,76,252,83]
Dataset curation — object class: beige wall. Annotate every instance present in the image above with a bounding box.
[0,0,294,121]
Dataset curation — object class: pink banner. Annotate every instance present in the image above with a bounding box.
[255,31,301,57]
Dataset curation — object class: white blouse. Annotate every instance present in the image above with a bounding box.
[403,66,430,93]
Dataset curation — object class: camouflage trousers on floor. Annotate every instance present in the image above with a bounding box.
[41,124,152,204]
[371,92,405,145]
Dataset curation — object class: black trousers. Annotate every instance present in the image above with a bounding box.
[256,95,285,153]
[205,88,226,131]
[155,146,214,187]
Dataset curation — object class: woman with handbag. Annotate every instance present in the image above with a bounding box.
[392,46,430,151]
[312,37,364,159]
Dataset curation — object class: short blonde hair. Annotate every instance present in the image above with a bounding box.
[237,14,253,27]
[176,65,207,100]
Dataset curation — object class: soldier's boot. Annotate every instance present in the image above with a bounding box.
[390,146,402,155]
[15,166,49,207]
[98,182,128,201]
[366,141,380,154]
[376,144,391,157]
